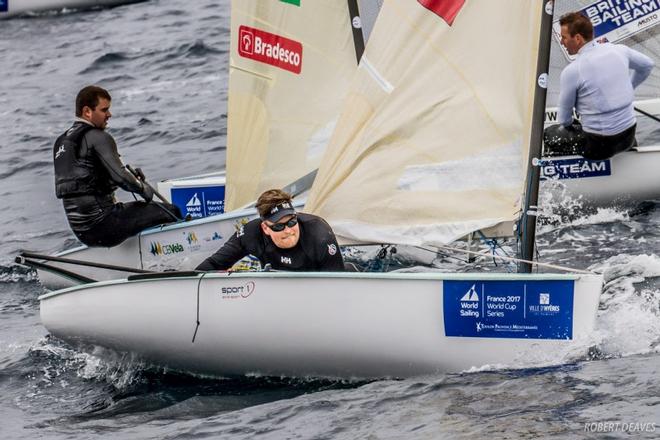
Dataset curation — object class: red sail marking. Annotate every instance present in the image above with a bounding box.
[418,0,466,26]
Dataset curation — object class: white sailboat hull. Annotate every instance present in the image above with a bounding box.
[1,0,143,18]
[540,147,660,206]
[37,207,259,289]
[39,271,603,379]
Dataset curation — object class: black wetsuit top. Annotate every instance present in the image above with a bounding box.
[53,121,181,247]
[53,121,145,232]
[196,213,345,271]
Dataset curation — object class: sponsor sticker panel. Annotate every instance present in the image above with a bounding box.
[238,25,303,74]
[140,211,258,271]
[553,0,660,60]
[171,186,225,219]
[149,240,185,257]
[540,157,611,180]
[220,281,256,300]
[443,280,575,339]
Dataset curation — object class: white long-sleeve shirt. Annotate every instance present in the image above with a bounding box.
[558,40,654,136]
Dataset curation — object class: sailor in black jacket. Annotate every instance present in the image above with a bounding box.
[53,85,181,247]
[196,189,344,272]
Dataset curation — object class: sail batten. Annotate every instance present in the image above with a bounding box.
[306,0,543,246]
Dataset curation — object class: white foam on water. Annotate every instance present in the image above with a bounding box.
[76,346,147,390]
[570,208,630,227]
[593,253,660,282]
[29,340,146,391]
[538,179,587,227]
[589,253,660,358]
[538,202,630,236]
[537,178,635,236]
[0,268,38,283]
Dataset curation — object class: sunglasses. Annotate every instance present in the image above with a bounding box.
[266,216,298,232]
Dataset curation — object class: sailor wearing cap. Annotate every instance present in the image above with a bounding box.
[196,189,345,272]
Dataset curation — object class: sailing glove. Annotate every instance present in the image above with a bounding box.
[134,167,146,181]
[564,119,582,132]
[140,182,154,203]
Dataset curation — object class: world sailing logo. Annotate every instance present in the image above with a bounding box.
[186,193,201,208]
[460,284,479,302]
[459,284,479,318]
[418,0,466,25]
[238,25,303,74]
[185,193,203,218]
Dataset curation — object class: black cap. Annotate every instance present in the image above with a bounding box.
[262,202,296,223]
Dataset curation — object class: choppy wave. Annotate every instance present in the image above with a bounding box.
[75,355,658,440]
[78,52,134,74]
[18,336,366,433]
[0,160,52,180]
[0,265,38,283]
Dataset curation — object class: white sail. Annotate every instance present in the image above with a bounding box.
[226,0,359,210]
[306,0,545,247]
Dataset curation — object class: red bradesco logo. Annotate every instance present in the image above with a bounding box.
[238,25,303,74]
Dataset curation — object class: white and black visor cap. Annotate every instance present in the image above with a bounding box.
[262,202,296,223]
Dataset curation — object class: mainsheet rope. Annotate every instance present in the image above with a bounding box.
[191,271,209,343]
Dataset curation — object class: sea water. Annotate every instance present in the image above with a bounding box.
[1,1,659,438]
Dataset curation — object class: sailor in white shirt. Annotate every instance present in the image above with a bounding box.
[548,12,654,160]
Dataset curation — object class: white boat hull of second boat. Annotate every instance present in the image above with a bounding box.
[540,146,660,206]
[35,206,259,289]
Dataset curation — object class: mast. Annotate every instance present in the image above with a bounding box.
[347,0,366,63]
[519,0,554,273]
